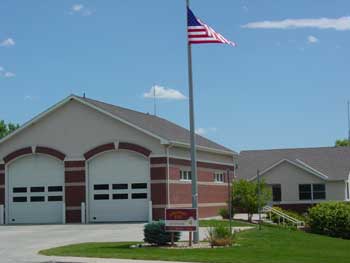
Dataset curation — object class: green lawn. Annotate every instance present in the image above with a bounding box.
[40,226,350,263]
[199,219,254,228]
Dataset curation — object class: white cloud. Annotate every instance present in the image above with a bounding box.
[242,16,350,31]
[307,35,319,44]
[195,128,206,136]
[0,38,15,47]
[69,4,93,16]
[195,127,217,136]
[4,72,15,78]
[24,95,39,101]
[144,85,186,100]
[72,4,84,12]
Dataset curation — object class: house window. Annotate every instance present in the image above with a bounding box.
[180,170,192,181]
[272,184,282,202]
[299,184,312,200]
[214,172,224,183]
[299,184,326,200]
[313,184,326,200]
[347,182,350,200]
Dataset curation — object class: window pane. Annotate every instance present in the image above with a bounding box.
[30,196,45,202]
[48,186,63,192]
[48,196,63,202]
[113,184,128,190]
[313,184,325,192]
[30,186,45,192]
[132,183,147,189]
[299,184,311,192]
[272,184,282,202]
[94,194,109,200]
[13,187,27,193]
[132,193,147,199]
[313,191,326,200]
[94,184,109,190]
[113,194,128,200]
[299,192,312,200]
[13,197,27,202]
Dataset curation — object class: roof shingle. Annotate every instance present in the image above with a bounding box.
[238,147,350,181]
[77,96,235,154]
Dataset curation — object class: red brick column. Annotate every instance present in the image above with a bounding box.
[150,164,167,220]
[0,164,4,205]
[65,160,86,223]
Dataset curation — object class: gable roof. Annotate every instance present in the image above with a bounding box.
[0,95,236,155]
[238,147,350,181]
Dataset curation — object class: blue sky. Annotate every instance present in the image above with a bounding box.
[1,0,350,152]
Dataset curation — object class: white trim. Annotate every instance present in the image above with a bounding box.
[249,159,329,181]
[153,202,226,209]
[151,179,228,186]
[149,154,235,167]
[295,159,329,179]
[166,141,236,157]
[64,157,85,161]
[114,140,120,150]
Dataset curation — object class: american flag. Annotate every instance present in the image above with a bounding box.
[187,8,236,47]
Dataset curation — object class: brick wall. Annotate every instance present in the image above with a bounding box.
[64,160,86,223]
[150,157,233,220]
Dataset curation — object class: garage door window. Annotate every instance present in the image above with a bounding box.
[132,183,147,189]
[48,196,63,202]
[132,193,147,199]
[113,184,128,190]
[94,184,109,190]
[113,193,128,199]
[13,187,27,193]
[48,186,63,192]
[94,194,109,200]
[30,186,45,192]
[13,197,27,202]
[30,196,45,202]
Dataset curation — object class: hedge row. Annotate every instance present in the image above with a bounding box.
[308,202,350,239]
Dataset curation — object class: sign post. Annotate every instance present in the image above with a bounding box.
[165,208,198,246]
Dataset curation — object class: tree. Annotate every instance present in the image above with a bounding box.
[335,139,350,147]
[232,179,271,222]
[0,120,20,139]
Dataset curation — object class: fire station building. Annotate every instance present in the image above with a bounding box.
[0,95,236,224]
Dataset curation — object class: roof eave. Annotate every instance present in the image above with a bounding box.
[166,140,237,157]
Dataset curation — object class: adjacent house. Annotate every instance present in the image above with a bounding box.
[238,147,350,212]
[0,95,236,224]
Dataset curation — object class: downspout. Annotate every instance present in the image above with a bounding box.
[166,144,174,208]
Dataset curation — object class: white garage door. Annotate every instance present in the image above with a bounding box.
[88,151,149,222]
[7,154,64,224]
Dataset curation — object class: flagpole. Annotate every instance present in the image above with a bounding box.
[186,0,199,243]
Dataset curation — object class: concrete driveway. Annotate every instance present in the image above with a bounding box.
[0,223,210,263]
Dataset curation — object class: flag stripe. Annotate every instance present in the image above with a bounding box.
[187,8,236,47]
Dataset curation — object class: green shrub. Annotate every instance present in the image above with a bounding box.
[143,221,180,246]
[207,225,235,247]
[219,208,229,219]
[308,202,350,239]
[270,206,305,226]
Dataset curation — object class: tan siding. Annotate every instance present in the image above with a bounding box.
[259,161,345,202]
[0,100,165,159]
